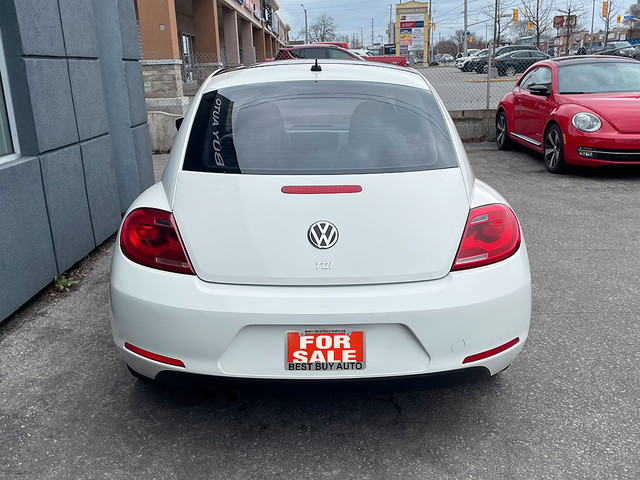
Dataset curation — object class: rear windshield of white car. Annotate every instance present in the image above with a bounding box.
[558,61,640,94]
[183,81,458,175]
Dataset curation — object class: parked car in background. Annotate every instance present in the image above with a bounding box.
[111,59,531,384]
[494,50,549,76]
[496,56,640,173]
[274,45,362,61]
[472,45,542,73]
[350,49,371,57]
[435,53,454,63]
[312,41,349,49]
[270,44,407,67]
[594,41,635,57]
[457,49,479,59]
[457,49,487,71]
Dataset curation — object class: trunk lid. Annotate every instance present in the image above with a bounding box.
[172,168,470,286]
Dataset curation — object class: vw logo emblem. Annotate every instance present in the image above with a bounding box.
[308,221,339,249]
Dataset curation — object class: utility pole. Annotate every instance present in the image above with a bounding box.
[427,0,432,63]
[492,0,498,56]
[464,0,468,56]
[389,4,392,44]
[361,28,364,47]
[371,18,374,47]
[301,4,308,44]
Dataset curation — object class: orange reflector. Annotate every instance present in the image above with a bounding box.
[124,342,185,367]
[462,338,519,364]
[281,185,362,194]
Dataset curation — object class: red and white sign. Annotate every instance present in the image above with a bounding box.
[400,22,416,28]
[286,330,365,370]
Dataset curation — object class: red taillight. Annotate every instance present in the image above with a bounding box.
[452,204,521,271]
[120,208,194,275]
[463,338,519,364]
[281,185,362,194]
[124,342,185,367]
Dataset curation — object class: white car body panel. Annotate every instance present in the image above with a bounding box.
[172,169,469,285]
[111,60,531,383]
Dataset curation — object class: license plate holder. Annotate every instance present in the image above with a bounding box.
[285,329,365,371]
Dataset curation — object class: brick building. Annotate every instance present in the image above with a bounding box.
[135,0,289,116]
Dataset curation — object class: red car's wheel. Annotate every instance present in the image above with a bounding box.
[496,111,514,150]
[544,124,567,173]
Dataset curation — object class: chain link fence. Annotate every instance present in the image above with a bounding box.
[142,51,520,110]
[143,51,520,150]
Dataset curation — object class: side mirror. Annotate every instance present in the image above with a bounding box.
[529,84,551,97]
[175,117,184,130]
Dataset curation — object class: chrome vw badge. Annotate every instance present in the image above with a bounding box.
[308,221,339,249]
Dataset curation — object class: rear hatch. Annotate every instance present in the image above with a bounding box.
[173,170,469,286]
[174,76,470,286]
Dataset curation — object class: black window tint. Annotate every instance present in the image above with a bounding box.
[328,49,354,60]
[558,62,640,93]
[521,67,551,90]
[292,48,328,59]
[183,81,457,175]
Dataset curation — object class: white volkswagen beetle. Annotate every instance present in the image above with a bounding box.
[110,60,531,384]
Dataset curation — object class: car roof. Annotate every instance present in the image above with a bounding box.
[201,60,429,93]
[281,44,347,50]
[549,55,640,66]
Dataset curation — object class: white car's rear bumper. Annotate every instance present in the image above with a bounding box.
[110,244,531,380]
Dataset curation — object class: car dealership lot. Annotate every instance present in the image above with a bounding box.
[1,145,639,479]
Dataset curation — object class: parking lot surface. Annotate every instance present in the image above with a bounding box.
[1,144,639,479]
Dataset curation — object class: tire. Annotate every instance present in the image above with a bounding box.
[543,124,567,173]
[505,66,516,76]
[496,111,514,150]
[482,63,489,74]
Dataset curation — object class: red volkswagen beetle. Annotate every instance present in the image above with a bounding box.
[496,56,640,173]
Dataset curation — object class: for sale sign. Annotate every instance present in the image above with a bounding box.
[286,330,365,371]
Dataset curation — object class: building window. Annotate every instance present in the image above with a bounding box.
[0,28,19,161]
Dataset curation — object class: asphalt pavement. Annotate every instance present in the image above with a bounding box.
[1,144,639,479]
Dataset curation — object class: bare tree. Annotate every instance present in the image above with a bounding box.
[480,0,511,52]
[519,0,556,48]
[601,0,617,46]
[557,1,586,53]
[624,1,640,34]
[450,29,485,54]
[350,33,362,49]
[308,14,338,42]
[434,40,458,55]
[510,20,533,40]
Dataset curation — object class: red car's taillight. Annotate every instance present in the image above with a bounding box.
[120,208,194,275]
[452,204,521,271]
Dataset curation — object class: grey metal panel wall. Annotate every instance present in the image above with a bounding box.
[0,0,152,322]
[92,0,154,214]
[0,158,57,321]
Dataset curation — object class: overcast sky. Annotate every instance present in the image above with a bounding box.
[275,0,629,46]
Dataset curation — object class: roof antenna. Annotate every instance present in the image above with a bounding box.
[311,58,322,72]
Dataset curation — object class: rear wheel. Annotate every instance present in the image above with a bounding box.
[496,111,513,150]
[544,124,567,173]
[505,66,516,76]
[481,63,489,74]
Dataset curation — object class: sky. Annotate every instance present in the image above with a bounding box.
[275,0,627,47]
